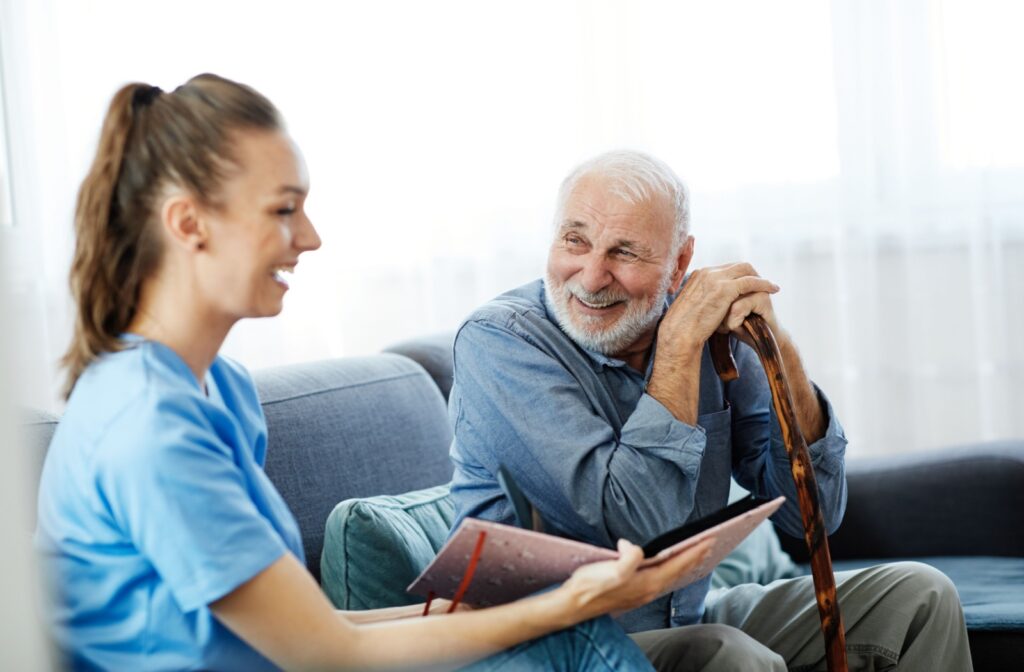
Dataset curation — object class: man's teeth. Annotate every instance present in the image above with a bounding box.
[577,297,618,309]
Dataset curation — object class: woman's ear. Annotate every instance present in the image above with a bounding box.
[669,235,695,293]
[160,191,209,252]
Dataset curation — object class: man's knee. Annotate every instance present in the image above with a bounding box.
[631,623,785,672]
[884,561,961,617]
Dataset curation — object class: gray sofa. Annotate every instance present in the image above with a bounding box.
[26,343,1024,670]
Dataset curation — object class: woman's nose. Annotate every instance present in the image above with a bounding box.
[295,213,321,253]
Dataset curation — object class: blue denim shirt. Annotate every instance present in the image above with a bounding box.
[448,279,848,632]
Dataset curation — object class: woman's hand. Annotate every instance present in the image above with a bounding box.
[557,538,713,621]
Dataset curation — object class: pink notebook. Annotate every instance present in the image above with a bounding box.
[407,496,785,608]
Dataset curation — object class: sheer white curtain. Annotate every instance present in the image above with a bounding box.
[2,0,1021,454]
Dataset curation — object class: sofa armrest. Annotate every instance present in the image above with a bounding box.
[779,440,1024,562]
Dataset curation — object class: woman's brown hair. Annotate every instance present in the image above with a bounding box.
[62,73,282,397]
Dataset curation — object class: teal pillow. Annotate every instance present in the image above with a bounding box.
[710,480,801,590]
[320,484,455,610]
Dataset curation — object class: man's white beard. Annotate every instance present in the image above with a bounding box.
[544,268,672,356]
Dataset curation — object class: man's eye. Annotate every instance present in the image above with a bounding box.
[616,249,637,259]
[566,235,584,245]
[276,206,296,216]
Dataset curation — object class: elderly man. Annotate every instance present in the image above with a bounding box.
[447,150,972,671]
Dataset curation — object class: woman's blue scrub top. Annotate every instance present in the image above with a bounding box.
[35,339,304,671]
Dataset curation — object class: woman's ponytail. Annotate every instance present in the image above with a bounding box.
[62,83,154,397]
[61,75,281,397]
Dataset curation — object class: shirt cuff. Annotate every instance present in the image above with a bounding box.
[769,383,847,475]
[621,393,707,477]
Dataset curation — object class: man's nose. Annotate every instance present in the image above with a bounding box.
[578,254,612,294]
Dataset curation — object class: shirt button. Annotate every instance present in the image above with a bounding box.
[670,607,676,617]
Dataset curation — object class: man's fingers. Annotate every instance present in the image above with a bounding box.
[734,276,779,297]
[722,292,774,332]
[707,262,758,279]
[725,294,759,332]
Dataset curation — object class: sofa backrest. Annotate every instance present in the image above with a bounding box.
[254,354,453,580]
[778,439,1024,562]
[383,332,456,402]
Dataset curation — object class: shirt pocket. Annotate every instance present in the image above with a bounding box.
[693,405,733,517]
[697,404,732,439]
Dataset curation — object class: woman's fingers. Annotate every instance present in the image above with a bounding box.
[657,539,714,577]
[565,538,716,619]
[615,539,644,575]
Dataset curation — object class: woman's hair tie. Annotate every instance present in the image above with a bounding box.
[132,85,163,109]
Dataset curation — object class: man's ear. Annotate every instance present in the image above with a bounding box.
[159,191,209,252]
[668,235,695,294]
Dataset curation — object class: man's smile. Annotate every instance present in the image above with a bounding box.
[571,294,628,317]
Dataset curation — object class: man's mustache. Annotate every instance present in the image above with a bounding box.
[561,282,631,306]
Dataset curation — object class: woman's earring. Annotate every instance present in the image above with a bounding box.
[195,241,205,251]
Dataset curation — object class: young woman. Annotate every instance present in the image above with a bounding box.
[35,74,710,671]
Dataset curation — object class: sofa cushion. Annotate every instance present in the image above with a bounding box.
[831,556,1024,632]
[254,354,453,581]
[321,484,455,610]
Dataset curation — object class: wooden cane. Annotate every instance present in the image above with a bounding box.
[709,317,848,672]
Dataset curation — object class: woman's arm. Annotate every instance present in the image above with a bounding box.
[211,539,710,672]
[338,598,465,624]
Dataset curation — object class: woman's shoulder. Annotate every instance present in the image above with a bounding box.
[55,351,155,450]
[72,341,194,404]
[61,343,256,450]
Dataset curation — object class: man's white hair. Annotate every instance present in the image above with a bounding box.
[554,149,691,251]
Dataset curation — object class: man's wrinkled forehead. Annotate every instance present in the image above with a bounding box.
[559,177,675,243]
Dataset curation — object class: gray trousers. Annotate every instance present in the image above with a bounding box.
[629,562,973,672]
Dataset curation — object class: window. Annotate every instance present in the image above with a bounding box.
[0,49,12,228]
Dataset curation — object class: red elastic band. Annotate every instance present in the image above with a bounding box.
[447,530,487,614]
[422,591,436,617]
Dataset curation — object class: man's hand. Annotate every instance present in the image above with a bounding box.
[659,262,781,355]
[647,263,779,424]
[648,261,827,442]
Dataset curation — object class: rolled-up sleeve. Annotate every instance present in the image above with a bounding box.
[449,316,707,547]
[729,340,848,537]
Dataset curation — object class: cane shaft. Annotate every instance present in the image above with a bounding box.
[710,321,848,672]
